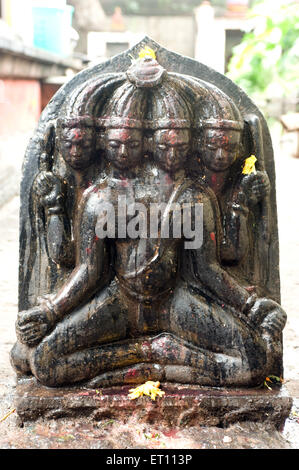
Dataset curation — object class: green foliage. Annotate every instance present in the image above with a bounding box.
[227,0,299,104]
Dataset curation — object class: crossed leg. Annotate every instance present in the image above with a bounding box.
[11,279,284,388]
[163,281,283,386]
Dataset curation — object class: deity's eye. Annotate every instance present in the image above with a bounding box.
[62,141,71,149]
[83,139,93,148]
[226,143,239,152]
[179,144,189,151]
[108,140,120,148]
[128,141,141,149]
[206,143,218,151]
[158,144,167,150]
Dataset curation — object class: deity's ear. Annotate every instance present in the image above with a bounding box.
[191,128,202,153]
[236,127,245,159]
[144,134,154,154]
[95,127,106,151]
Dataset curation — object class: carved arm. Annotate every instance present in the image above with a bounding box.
[16,190,109,346]
[47,190,109,321]
[32,165,75,267]
[188,192,252,313]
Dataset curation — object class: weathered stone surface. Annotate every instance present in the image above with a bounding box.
[15,378,292,430]
[10,38,288,411]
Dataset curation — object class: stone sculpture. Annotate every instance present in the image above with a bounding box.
[11,38,286,389]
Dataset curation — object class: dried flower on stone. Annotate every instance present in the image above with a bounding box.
[128,381,165,401]
[242,155,257,175]
[139,47,156,60]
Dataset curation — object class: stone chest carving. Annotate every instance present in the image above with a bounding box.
[11,39,286,389]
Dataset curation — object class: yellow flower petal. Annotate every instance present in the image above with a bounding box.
[128,381,165,401]
[242,155,257,175]
[139,47,156,60]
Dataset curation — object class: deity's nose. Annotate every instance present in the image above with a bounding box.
[215,148,223,160]
[70,144,79,156]
[119,144,128,158]
[167,147,176,160]
[165,147,177,167]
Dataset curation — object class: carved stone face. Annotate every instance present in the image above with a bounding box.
[153,129,190,173]
[58,127,95,170]
[201,128,241,172]
[105,128,143,170]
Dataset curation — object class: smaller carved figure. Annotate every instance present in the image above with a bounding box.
[32,117,101,268]
[56,117,97,171]
[194,95,271,267]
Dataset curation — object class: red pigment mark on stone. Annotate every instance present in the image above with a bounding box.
[120,176,129,187]
[86,247,91,255]
[211,174,217,185]
[221,135,229,145]
[94,235,99,242]
[126,368,138,378]
[210,232,216,243]
[165,173,173,185]
[142,341,152,359]
[163,429,178,438]
[168,128,179,145]
[245,285,256,293]
[73,129,81,140]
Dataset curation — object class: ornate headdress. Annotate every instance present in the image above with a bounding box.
[96,54,194,130]
[195,83,244,132]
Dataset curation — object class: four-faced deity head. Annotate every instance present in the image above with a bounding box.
[104,126,143,170]
[200,120,244,173]
[99,80,147,170]
[54,56,245,176]
[56,117,96,170]
[194,88,244,173]
[153,127,191,173]
[146,70,193,174]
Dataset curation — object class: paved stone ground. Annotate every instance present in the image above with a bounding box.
[0,128,298,450]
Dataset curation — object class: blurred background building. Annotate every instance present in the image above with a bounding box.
[84,0,254,73]
[0,0,84,205]
[0,0,298,205]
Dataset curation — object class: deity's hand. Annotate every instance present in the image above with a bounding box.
[247,297,287,337]
[240,171,270,207]
[16,303,56,347]
[33,171,64,211]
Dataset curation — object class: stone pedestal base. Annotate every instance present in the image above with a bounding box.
[15,377,292,430]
